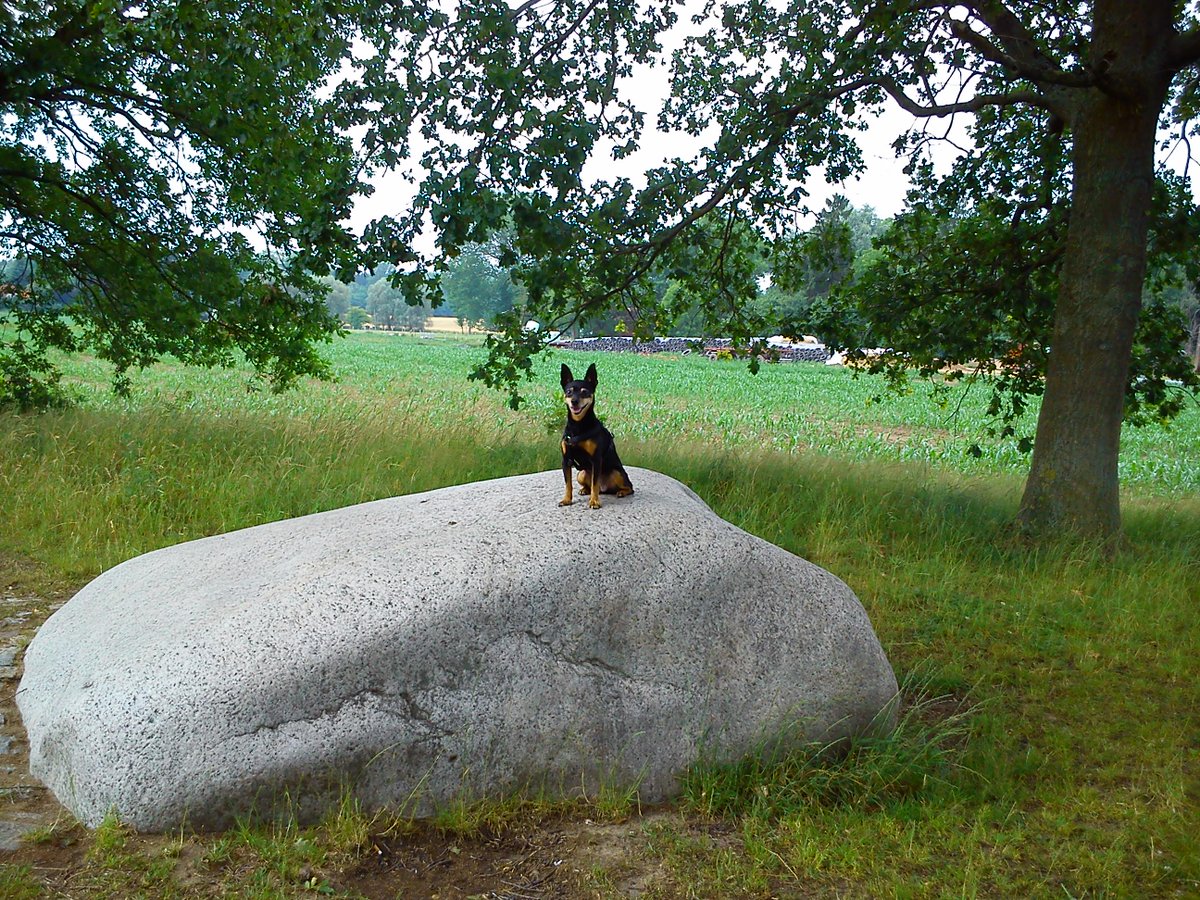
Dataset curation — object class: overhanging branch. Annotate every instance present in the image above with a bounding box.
[612,108,803,260]
[881,80,1050,117]
[958,1,1091,85]
[820,74,1057,120]
[1169,26,1200,71]
[947,17,1093,89]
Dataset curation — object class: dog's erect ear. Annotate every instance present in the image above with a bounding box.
[560,364,574,388]
[584,363,597,388]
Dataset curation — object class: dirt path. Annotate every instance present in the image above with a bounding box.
[0,589,69,850]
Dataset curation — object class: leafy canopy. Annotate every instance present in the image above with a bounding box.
[0,0,391,407]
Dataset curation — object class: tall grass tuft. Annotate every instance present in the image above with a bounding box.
[682,672,978,821]
[0,401,543,579]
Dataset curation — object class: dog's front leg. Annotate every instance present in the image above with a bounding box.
[588,460,602,509]
[559,443,574,506]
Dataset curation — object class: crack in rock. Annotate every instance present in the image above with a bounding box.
[233,687,450,742]
[522,630,633,680]
[396,690,452,739]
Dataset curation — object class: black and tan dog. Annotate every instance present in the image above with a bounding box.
[558,363,633,509]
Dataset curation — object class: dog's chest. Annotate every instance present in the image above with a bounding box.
[563,428,606,468]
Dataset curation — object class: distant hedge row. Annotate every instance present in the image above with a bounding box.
[549,336,830,361]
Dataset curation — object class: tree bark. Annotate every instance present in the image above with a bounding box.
[1192,309,1200,374]
[1017,2,1172,541]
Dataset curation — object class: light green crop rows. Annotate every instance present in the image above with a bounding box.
[58,331,1200,496]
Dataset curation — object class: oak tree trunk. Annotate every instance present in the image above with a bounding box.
[1017,3,1172,541]
[1191,309,1200,373]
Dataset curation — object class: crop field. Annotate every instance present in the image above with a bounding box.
[54,330,1200,492]
[1,330,1198,898]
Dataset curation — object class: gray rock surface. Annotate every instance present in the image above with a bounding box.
[17,468,897,832]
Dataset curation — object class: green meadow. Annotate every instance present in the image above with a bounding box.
[1,331,1198,897]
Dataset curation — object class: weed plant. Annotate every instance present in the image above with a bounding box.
[0,333,1196,896]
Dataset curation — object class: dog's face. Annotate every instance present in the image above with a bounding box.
[560,363,597,421]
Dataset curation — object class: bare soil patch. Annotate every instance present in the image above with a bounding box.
[0,579,70,853]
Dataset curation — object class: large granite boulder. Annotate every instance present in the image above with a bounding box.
[18,468,897,832]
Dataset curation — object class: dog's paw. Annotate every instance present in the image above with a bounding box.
[588,499,602,509]
[558,499,573,507]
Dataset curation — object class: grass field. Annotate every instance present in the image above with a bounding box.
[1,331,1197,897]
